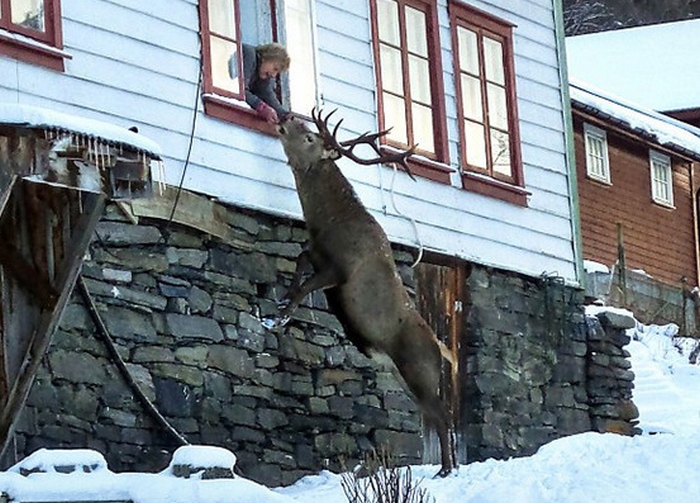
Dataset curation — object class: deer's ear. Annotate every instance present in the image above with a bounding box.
[322,148,341,160]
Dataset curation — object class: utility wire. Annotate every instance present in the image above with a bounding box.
[77,275,189,447]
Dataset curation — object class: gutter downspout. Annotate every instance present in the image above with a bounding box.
[553,0,585,289]
[690,162,700,287]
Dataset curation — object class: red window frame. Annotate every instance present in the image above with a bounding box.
[450,1,527,205]
[370,0,452,184]
[0,0,66,71]
[198,0,278,135]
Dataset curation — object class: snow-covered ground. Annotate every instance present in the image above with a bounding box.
[1,312,699,503]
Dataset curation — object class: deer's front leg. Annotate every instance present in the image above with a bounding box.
[280,249,314,308]
[263,251,341,329]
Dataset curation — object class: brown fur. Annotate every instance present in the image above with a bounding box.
[272,114,456,477]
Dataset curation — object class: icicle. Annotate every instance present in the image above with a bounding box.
[158,160,166,196]
[99,141,105,170]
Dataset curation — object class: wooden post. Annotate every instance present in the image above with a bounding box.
[617,222,627,307]
[0,180,106,461]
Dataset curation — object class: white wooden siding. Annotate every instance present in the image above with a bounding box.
[0,0,578,283]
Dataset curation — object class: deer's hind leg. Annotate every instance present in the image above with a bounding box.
[391,318,455,477]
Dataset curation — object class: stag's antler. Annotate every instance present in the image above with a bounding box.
[311,108,417,181]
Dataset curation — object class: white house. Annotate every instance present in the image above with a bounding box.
[0,0,581,284]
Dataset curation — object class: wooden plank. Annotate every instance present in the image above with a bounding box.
[127,188,242,245]
[0,175,16,217]
[0,180,106,460]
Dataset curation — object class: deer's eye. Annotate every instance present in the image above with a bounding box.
[304,134,315,144]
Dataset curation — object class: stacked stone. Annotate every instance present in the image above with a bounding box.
[585,311,640,435]
[463,267,590,461]
[15,203,421,486]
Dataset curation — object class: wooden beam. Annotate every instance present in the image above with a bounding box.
[0,181,106,461]
[125,187,246,247]
[0,241,59,308]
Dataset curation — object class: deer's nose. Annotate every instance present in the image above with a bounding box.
[276,124,287,135]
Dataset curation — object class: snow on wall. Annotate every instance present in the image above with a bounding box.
[0,0,577,282]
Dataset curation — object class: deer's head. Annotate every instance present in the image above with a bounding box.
[276,116,340,170]
[276,109,417,179]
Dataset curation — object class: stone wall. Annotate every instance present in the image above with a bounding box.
[462,269,591,461]
[12,203,423,486]
[585,310,640,435]
[7,199,639,485]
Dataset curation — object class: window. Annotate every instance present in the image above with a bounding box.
[450,2,526,205]
[649,150,673,207]
[199,0,318,132]
[370,0,451,183]
[583,123,610,184]
[0,0,66,71]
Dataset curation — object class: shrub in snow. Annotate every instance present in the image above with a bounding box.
[340,450,435,503]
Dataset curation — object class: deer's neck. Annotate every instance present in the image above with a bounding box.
[290,159,371,231]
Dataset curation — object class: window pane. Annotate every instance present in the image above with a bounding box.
[484,37,505,85]
[490,128,511,176]
[377,0,400,46]
[211,37,240,94]
[457,26,479,75]
[409,55,431,104]
[465,120,487,168]
[285,0,317,114]
[209,0,237,38]
[11,0,44,31]
[487,83,508,131]
[651,155,673,204]
[380,44,404,95]
[383,92,408,145]
[405,7,427,56]
[461,74,482,121]
[412,103,434,153]
[586,136,606,178]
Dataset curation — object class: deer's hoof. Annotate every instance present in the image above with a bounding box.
[433,466,454,479]
[261,315,290,330]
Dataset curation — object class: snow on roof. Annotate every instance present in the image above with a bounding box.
[566,19,700,113]
[570,80,700,160]
[0,103,162,158]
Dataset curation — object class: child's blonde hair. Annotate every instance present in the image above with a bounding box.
[257,43,291,71]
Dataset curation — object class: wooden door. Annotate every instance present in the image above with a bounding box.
[414,260,467,464]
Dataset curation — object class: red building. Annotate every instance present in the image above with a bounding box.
[571,82,700,329]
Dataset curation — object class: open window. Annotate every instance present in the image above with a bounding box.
[0,0,66,71]
[370,0,451,183]
[199,0,319,132]
[449,2,526,205]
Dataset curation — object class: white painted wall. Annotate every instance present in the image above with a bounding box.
[0,0,579,283]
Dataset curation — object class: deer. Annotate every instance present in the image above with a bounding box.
[267,109,456,477]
